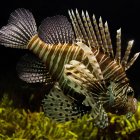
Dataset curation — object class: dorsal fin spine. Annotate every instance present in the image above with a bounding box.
[121,40,134,69]
[126,52,140,70]
[85,11,99,47]
[99,17,109,54]
[81,10,94,48]
[75,9,89,43]
[104,21,114,57]
[92,15,105,52]
[115,28,121,63]
[68,10,83,40]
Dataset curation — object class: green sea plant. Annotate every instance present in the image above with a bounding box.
[0,94,140,140]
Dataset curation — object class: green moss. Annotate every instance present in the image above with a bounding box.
[0,94,140,140]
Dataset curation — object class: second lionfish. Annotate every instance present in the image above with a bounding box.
[0,8,139,128]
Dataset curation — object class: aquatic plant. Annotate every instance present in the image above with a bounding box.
[0,94,140,140]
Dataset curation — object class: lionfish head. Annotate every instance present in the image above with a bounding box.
[114,96,137,119]
[106,82,138,116]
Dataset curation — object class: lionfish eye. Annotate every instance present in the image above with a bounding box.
[126,87,134,96]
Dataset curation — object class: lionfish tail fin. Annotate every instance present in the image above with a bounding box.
[0,8,37,49]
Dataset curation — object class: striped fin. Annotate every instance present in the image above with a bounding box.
[121,40,134,68]
[90,102,108,129]
[46,82,108,128]
[104,22,114,57]
[83,11,98,48]
[121,40,140,70]
[115,28,121,63]
[68,10,84,41]
[68,10,139,70]
[114,29,139,70]
[125,52,140,70]
[99,17,109,54]
[68,9,113,55]
[42,82,91,122]
[76,42,104,81]
[16,53,53,84]
[92,14,104,51]
[0,8,37,49]
[38,15,75,44]
[64,60,105,98]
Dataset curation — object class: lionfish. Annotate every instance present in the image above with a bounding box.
[0,8,139,128]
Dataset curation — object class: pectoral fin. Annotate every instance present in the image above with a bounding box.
[42,82,91,122]
[63,60,106,98]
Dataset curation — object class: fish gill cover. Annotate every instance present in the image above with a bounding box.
[0,8,140,139]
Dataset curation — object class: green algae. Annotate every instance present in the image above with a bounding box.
[0,94,140,140]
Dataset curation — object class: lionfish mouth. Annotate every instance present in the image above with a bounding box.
[107,96,138,116]
[126,97,138,113]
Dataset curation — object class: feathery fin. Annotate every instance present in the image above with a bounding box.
[0,8,37,49]
[38,15,75,44]
[42,83,91,122]
[64,60,105,95]
[16,53,53,84]
[76,42,104,81]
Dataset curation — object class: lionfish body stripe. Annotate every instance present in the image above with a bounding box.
[28,35,83,80]
[0,8,139,128]
[28,34,126,92]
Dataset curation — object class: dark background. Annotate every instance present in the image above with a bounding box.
[0,0,140,109]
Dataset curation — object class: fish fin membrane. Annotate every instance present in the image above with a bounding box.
[0,8,37,49]
[38,15,75,44]
[16,53,53,84]
[90,102,108,129]
[68,10,139,70]
[42,82,91,122]
[76,42,104,81]
[64,60,106,100]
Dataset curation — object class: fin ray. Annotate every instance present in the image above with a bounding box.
[0,8,37,49]
[42,83,91,122]
[38,15,75,44]
[16,53,53,84]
